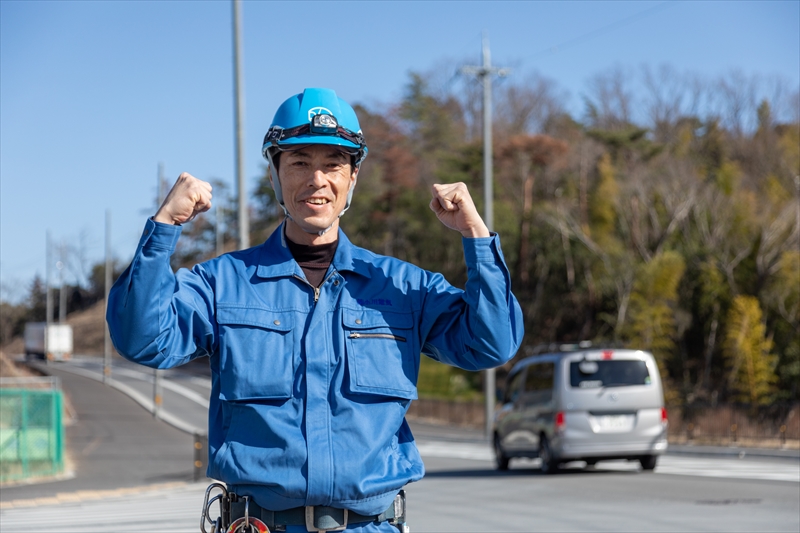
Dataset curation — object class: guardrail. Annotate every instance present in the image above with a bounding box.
[668,402,800,448]
[407,398,800,448]
[0,377,66,483]
[408,398,485,428]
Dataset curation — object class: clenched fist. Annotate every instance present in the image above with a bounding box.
[429,182,490,238]
[154,173,212,225]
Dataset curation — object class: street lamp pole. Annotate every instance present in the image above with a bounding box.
[104,210,112,383]
[232,0,249,250]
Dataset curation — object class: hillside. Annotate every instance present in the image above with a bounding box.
[2,300,110,357]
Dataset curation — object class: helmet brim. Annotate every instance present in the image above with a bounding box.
[274,134,361,151]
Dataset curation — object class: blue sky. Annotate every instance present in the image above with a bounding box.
[1,0,798,303]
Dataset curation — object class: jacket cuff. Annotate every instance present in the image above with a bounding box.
[139,217,182,251]
[462,233,501,263]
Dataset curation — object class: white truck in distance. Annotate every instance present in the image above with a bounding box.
[24,322,73,361]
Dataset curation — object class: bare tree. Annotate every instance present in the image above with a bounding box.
[498,134,567,286]
[494,72,566,136]
[642,64,686,136]
[714,70,760,139]
[583,66,636,130]
[60,229,94,288]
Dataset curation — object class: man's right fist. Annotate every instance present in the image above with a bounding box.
[154,172,213,225]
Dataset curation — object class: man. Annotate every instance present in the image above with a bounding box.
[107,88,523,533]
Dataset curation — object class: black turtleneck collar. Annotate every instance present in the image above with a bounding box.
[285,238,338,288]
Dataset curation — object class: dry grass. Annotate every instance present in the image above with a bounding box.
[2,337,24,358]
[67,301,107,355]
[1,300,110,358]
[0,349,40,379]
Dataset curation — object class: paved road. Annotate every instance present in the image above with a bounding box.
[0,362,199,503]
[1,356,798,532]
[59,354,212,434]
[413,453,799,532]
[3,444,798,532]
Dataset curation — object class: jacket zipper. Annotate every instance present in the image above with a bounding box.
[349,332,407,342]
[293,273,334,303]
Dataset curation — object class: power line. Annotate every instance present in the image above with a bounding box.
[524,1,674,62]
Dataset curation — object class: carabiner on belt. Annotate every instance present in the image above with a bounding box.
[201,483,229,533]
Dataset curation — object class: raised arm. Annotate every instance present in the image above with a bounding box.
[421,182,524,371]
[106,173,216,369]
[429,182,490,238]
[154,172,213,225]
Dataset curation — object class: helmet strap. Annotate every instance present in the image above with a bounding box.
[268,152,358,236]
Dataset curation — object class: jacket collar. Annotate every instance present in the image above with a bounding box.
[255,221,363,279]
[255,221,301,279]
[331,230,360,274]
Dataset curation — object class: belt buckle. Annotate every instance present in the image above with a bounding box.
[304,506,348,532]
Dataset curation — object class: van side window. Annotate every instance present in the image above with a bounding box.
[522,362,554,405]
[503,371,525,404]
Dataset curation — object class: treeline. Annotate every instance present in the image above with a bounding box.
[346,66,799,406]
[3,64,797,406]
[0,262,125,348]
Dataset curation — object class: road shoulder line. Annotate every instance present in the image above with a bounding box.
[32,362,205,437]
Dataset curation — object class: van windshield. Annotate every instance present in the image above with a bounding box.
[569,360,651,389]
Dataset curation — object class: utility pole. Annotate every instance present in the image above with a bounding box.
[153,168,164,415]
[45,231,53,326]
[461,33,510,437]
[795,175,799,246]
[57,254,66,323]
[233,0,249,250]
[216,201,224,256]
[157,162,166,208]
[795,176,799,291]
[104,210,112,383]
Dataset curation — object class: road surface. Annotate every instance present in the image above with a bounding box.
[1,355,797,532]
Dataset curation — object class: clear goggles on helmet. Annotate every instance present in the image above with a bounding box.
[263,113,366,157]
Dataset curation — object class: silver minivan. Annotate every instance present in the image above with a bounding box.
[492,346,668,472]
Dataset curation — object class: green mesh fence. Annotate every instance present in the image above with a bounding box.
[0,378,65,483]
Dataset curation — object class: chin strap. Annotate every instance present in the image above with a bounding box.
[266,146,359,223]
[275,171,356,237]
[314,222,336,236]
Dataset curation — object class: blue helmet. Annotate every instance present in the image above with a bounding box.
[262,88,368,217]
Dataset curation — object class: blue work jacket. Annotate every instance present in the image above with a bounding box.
[107,219,523,516]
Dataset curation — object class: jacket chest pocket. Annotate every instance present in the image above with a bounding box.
[344,309,417,400]
[217,305,294,401]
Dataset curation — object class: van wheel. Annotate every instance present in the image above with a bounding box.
[494,435,510,471]
[639,455,657,471]
[539,436,559,474]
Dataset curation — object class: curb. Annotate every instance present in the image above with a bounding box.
[30,362,205,437]
[0,481,191,510]
[31,362,800,461]
[667,444,800,461]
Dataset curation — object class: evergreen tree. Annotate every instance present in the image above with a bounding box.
[722,295,777,405]
[624,251,686,372]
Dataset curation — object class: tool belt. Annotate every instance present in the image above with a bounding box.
[202,483,409,533]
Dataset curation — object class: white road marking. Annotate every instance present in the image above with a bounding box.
[2,451,797,533]
[57,358,800,487]
[416,441,800,483]
[0,482,205,533]
[69,358,210,407]
[105,366,210,408]
[417,441,494,461]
